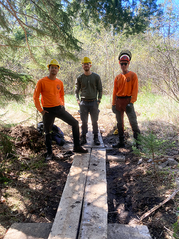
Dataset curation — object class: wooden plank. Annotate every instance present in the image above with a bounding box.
[107,155,125,162]
[78,149,108,239]
[48,153,91,239]
[4,223,52,239]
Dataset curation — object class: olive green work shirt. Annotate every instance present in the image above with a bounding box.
[75,72,102,100]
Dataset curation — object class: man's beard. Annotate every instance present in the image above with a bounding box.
[84,67,90,72]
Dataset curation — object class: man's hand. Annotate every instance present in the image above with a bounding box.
[112,105,117,114]
[41,109,49,116]
[126,103,133,112]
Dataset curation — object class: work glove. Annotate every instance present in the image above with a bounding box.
[112,105,117,114]
[126,103,133,112]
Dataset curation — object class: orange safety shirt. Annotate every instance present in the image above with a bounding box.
[112,71,138,105]
[33,76,64,113]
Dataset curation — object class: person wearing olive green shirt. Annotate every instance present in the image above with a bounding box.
[75,57,102,145]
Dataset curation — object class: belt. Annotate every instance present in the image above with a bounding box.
[81,98,96,102]
[117,96,131,99]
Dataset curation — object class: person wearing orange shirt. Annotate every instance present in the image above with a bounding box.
[112,50,140,148]
[33,59,88,161]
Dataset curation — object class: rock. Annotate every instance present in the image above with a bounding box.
[168,158,178,166]
[159,161,169,168]
[138,158,143,165]
[172,150,179,155]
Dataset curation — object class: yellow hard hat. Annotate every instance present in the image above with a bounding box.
[81,57,92,64]
[47,59,60,68]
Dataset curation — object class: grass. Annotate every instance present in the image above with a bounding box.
[1,92,179,135]
[136,92,179,126]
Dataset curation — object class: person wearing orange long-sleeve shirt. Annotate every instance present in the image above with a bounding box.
[112,51,140,148]
[33,59,88,161]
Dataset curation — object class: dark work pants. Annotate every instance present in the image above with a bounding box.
[43,106,80,154]
[80,100,99,136]
[115,104,140,141]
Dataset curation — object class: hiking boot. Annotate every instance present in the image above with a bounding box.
[112,142,125,148]
[80,135,87,145]
[45,153,53,161]
[94,136,100,145]
[73,146,88,153]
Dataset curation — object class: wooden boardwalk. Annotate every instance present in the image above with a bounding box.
[48,124,107,239]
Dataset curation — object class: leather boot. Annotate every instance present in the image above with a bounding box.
[80,135,87,145]
[73,146,88,153]
[94,135,100,145]
[112,137,125,148]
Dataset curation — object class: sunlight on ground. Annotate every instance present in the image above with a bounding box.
[0,94,179,138]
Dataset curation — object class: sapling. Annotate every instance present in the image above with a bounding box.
[132,131,175,172]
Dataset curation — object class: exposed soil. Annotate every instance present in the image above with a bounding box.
[0,110,179,239]
[106,145,178,239]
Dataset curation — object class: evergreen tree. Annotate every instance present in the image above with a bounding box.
[0,67,33,107]
[0,0,80,105]
[69,0,162,35]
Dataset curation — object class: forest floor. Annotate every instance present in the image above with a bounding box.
[0,107,179,239]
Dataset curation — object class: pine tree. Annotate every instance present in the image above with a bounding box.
[0,0,80,105]
[69,0,162,35]
[0,67,33,107]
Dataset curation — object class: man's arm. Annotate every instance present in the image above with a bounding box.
[131,73,138,104]
[33,81,43,113]
[97,75,102,101]
[60,81,65,106]
[75,77,81,104]
[112,76,118,106]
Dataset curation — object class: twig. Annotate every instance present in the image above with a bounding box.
[140,188,179,221]
[45,217,51,223]
[164,226,173,233]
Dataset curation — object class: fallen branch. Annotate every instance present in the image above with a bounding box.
[140,187,179,221]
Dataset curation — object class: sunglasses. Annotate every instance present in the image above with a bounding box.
[120,63,128,66]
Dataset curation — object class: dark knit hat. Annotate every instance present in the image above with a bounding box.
[118,50,132,61]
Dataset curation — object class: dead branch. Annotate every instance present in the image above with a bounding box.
[140,187,179,221]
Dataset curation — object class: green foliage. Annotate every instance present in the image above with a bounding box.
[173,208,179,239]
[0,132,14,184]
[0,132,14,156]
[133,131,175,171]
[0,172,10,184]
[0,0,81,53]
[0,67,33,107]
[69,0,162,35]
